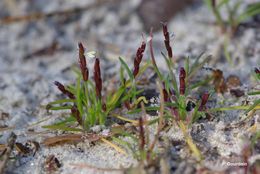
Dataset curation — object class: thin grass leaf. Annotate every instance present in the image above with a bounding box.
[101,138,127,155]
[191,101,202,124]
[47,105,73,111]
[119,57,134,81]
[223,38,233,66]
[137,61,151,77]
[245,99,260,114]
[76,78,83,117]
[248,91,260,96]
[112,137,135,154]
[111,114,138,125]
[237,2,260,23]
[47,116,77,127]
[251,131,260,147]
[47,99,75,106]
[106,86,126,109]
[66,84,76,95]
[71,66,82,77]
[42,124,82,132]
[189,77,213,90]
[127,106,160,114]
[209,104,260,112]
[89,108,96,126]
[120,65,125,84]
[161,52,178,96]
[188,55,211,80]
[217,0,229,9]
[190,52,205,73]
[133,96,148,106]
[178,96,187,120]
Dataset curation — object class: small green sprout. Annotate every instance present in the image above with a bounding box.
[204,0,260,34]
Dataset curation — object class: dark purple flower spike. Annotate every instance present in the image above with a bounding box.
[162,22,173,59]
[54,81,75,99]
[78,42,89,81]
[94,58,102,99]
[179,67,186,95]
[71,105,82,126]
[198,92,210,111]
[133,41,146,78]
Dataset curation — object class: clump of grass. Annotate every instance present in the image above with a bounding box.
[149,23,212,125]
[45,41,149,131]
[204,0,260,34]
[147,24,210,160]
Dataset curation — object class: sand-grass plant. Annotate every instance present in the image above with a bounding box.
[204,0,260,34]
[146,23,211,160]
[45,41,149,131]
[150,23,212,126]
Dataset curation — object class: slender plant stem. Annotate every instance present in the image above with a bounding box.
[209,105,260,112]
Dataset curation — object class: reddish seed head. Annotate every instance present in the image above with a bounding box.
[179,67,186,78]
[163,89,168,102]
[162,82,169,102]
[179,67,186,95]
[198,92,210,111]
[78,42,88,81]
[54,81,75,99]
[255,67,260,74]
[124,101,131,110]
[133,41,146,77]
[94,58,102,99]
[78,42,86,68]
[71,105,82,126]
[161,22,173,58]
[102,103,107,111]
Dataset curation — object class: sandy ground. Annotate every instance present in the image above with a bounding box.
[0,0,259,173]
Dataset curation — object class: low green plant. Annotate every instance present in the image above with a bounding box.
[45,42,149,131]
[149,23,212,126]
[204,0,260,34]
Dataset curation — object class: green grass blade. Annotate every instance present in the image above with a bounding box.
[76,78,83,117]
[248,91,260,96]
[245,99,260,114]
[237,3,260,23]
[119,57,134,81]
[47,105,72,110]
[47,99,75,105]
[42,125,82,132]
